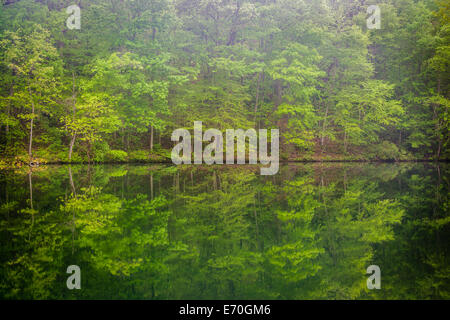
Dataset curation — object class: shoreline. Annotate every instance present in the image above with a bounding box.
[1,158,448,169]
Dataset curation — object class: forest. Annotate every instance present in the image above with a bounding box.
[0,0,449,301]
[0,0,449,165]
[1,163,448,299]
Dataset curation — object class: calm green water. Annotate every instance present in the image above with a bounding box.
[0,163,448,299]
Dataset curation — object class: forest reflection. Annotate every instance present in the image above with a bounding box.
[0,163,448,299]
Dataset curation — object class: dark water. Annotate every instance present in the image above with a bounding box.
[0,163,448,299]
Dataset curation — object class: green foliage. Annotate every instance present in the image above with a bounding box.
[368,141,401,160]
[0,0,448,162]
[105,150,128,162]
[1,163,448,299]
[128,150,149,162]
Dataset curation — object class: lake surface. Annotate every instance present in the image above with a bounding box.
[0,163,448,299]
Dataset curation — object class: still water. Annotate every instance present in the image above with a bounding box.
[0,163,448,299]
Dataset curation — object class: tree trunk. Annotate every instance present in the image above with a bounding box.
[6,84,13,136]
[321,104,329,148]
[27,86,35,162]
[69,133,76,162]
[343,129,347,153]
[274,79,282,108]
[122,127,125,149]
[274,79,287,152]
[254,72,262,124]
[150,124,154,152]
[436,77,442,159]
[69,72,77,162]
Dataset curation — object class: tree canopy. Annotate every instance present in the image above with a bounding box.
[0,0,448,163]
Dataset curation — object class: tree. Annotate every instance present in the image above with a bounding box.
[1,24,62,162]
